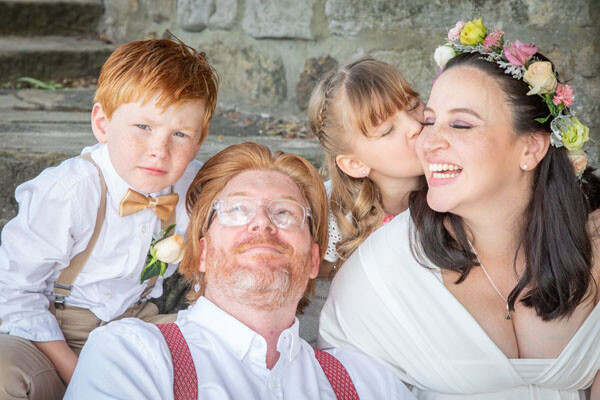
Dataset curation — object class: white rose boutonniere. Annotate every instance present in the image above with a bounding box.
[140,225,185,283]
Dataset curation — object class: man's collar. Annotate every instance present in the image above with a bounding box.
[182,297,302,366]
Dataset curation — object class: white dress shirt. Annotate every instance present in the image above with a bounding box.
[0,144,201,342]
[66,297,415,399]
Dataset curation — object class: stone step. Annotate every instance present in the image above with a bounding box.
[0,0,103,36]
[0,109,322,163]
[0,36,115,83]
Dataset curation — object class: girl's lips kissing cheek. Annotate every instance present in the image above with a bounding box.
[428,163,463,186]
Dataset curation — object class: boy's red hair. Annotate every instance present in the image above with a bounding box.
[95,38,219,143]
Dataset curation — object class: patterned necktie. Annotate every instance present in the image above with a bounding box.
[119,189,179,221]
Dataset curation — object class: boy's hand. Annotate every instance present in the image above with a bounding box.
[34,340,78,384]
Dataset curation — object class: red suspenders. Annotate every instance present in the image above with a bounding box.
[157,323,360,400]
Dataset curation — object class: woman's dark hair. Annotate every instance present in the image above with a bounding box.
[410,52,599,321]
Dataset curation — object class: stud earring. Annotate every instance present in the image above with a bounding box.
[521,164,528,171]
[362,170,368,177]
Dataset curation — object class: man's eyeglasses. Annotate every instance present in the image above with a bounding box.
[209,196,312,231]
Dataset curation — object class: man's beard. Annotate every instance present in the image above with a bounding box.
[204,235,313,311]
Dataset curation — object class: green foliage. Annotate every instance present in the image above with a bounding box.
[535,93,564,124]
[163,224,175,237]
[139,224,176,283]
[140,258,166,283]
[17,77,63,90]
[140,248,167,283]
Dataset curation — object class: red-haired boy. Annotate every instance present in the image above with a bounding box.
[0,38,218,398]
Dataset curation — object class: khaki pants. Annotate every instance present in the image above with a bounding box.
[0,302,175,400]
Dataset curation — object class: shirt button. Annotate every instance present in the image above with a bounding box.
[141,224,148,234]
[105,292,112,300]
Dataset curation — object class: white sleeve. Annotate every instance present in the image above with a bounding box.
[325,347,416,399]
[318,215,416,384]
[65,318,173,400]
[0,160,98,341]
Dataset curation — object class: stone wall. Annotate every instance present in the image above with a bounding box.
[100,0,600,160]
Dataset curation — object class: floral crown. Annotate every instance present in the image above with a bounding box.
[433,18,590,177]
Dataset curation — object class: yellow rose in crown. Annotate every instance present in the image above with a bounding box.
[460,18,486,46]
[561,117,589,152]
[523,61,557,95]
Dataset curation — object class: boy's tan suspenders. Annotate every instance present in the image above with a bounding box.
[53,153,170,305]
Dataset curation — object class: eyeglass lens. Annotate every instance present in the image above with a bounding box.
[218,197,306,230]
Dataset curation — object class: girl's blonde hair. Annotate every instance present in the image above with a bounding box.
[307,58,418,263]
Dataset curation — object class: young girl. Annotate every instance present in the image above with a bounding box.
[298,58,424,344]
[308,57,424,273]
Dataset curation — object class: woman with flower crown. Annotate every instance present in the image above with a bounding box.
[319,18,600,398]
[297,58,425,344]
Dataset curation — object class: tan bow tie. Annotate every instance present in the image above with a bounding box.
[119,189,179,221]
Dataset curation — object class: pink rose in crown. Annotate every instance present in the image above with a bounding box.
[483,30,504,52]
[503,40,537,66]
[448,21,465,40]
[553,83,574,108]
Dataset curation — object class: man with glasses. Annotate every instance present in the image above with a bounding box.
[65,142,414,399]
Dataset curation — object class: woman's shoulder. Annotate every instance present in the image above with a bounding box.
[335,211,416,280]
[364,210,413,253]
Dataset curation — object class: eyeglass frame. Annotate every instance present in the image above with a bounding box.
[207,196,313,234]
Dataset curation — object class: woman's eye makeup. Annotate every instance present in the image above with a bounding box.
[450,120,472,129]
[421,116,435,126]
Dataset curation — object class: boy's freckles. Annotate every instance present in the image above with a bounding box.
[97,94,205,194]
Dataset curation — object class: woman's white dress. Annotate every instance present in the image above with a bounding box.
[318,211,600,399]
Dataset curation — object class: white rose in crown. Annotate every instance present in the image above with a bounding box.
[434,45,456,69]
[523,61,557,95]
[153,234,185,264]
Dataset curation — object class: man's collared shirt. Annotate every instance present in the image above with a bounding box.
[66,297,415,399]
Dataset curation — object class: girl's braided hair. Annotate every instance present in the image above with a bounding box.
[308,58,418,265]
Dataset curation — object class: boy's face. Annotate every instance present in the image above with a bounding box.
[92,94,206,193]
